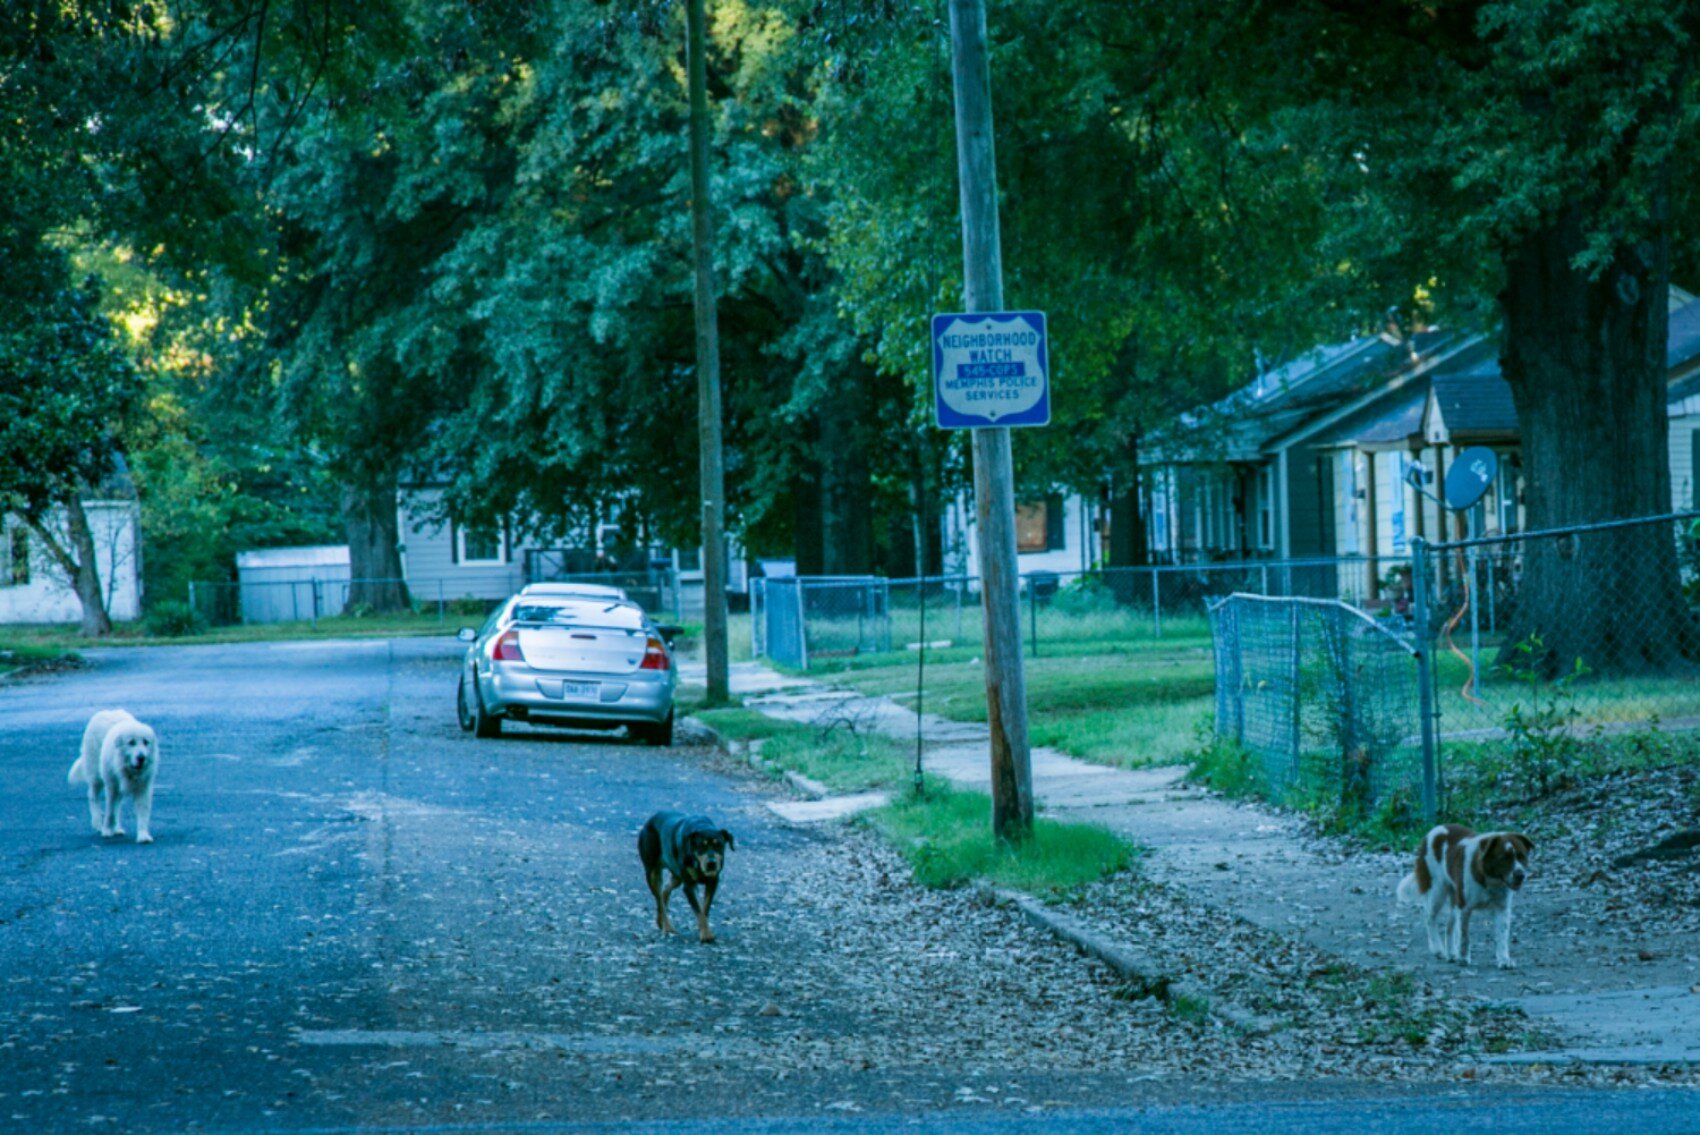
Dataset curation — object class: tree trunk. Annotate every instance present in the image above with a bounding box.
[1108,431,1147,569]
[791,422,824,576]
[1498,205,1698,676]
[66,496,114,637]
[26,497,114,637]
[819,394,873,576]
[1105,433,1149,609]
[342,469,411,614]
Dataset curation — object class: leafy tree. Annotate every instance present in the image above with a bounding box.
[0,273,144,636]
[1147,0,1700,674]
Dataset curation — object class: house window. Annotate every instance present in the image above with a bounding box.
[458,523,504,565]
[1496,455,1520,535]
[2,527,28,587]
[1256,467,1275,550]
[1690,429,1699,509]
[1015,496,1066,554]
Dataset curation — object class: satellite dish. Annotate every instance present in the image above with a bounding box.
[1444,446,1498,510]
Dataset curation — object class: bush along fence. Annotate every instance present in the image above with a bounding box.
[1210,511,1700,829]
[751,555,1415,670]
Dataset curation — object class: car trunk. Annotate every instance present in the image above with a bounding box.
[515,624,647,674]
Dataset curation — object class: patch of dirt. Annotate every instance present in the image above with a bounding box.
[1496,764,1700,939]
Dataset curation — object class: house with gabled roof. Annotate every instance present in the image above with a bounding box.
[1135,288,1700,603]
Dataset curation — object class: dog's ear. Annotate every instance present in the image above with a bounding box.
[1510,833,1534,855]
[720,829,735,851]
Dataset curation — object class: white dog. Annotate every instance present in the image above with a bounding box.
[68,709,160,844]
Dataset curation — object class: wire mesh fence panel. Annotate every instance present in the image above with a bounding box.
[1412,512,1700,804]
[1210,594,1425,814]
[187,577,423,626]
[797,577,890,661]
[750,577,768,658]
[886,577,984,656]
[1017,558,1414,658]
[755,555,1425,670]
[520,566,682,619]
[761,579,807,668]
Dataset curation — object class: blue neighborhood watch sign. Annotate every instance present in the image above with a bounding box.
[931,310,1050,429]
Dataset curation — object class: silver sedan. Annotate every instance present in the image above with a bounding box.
[456,593,681,745]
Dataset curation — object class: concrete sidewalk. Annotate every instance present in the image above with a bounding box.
[681,660,1700,1065]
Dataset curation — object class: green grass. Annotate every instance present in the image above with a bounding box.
[690,705,796,743]
[817,636,1217,769]
[669,613,754,666]
[693,698,1136,895]
[697,704,918,792]
[864,780,1134,895]
[0,642,80,676]
[1,609,458,650]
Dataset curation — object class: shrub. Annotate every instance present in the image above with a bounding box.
[1052,575,1117,617]
[145,600,207,638]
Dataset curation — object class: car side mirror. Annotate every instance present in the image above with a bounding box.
[456,627,478,642]
[655,623,684,644]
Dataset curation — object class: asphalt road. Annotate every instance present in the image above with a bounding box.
[2,637,1697,1135]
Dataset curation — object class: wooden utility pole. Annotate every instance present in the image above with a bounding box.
[687,0,729,703]
[947,0,1033,841]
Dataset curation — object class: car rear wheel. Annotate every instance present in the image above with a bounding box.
[633,712,673,748]
[456,673,475,732]
[461,672,502,738]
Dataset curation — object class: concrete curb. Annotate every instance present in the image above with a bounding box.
[782,770,831,799]
[973,883,1278,1036]
[682,715,725,752]
[688,716,833,799]
[695,708,1275,1035]
[0,654,81,686]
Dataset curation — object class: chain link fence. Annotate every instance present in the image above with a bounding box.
[521,560,684,621]
[754,576,892,669]
[1204,511,1700,824]
[1209,594,1425,816]
[189,565,690,629]
[752,555,1414,670]
[1410,511,1700,808]
[187,577,435,627]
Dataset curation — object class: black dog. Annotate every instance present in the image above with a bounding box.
[638,811,735,943]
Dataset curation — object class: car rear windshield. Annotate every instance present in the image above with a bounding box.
[508,600,646,629]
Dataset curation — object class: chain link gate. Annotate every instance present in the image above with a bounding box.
[1210,594,1428,818]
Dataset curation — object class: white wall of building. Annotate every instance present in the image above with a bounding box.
[1671,396,1700,511]
[943,490,1095,580]
[0,502,142,625]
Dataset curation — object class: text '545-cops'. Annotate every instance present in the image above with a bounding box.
[931,310,1050,430]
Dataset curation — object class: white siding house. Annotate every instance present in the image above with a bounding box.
[397,488,526,603]
[942,491,1099,580]
[0,502,142,625]
[393,486,747,614]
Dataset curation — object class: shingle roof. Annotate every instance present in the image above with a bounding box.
[1666,297,1700,371]
[1432,365,1519,437]
[1308,385,1428,447]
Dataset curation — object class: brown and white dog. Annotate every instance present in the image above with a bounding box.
[1396,823,1532,969]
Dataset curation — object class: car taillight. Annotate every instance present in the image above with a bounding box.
[493,630,525,662]
[639,636,669,671]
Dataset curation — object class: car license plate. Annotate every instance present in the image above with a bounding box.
[561,681,600,700]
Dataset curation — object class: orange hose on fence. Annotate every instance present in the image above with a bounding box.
[1442,546,1486,707]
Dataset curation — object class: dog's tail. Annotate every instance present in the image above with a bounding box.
[67,754,89,786]
[1395,871,1421,906]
